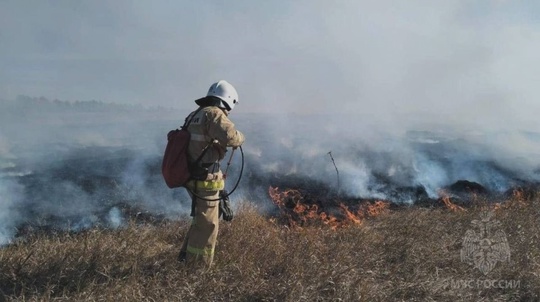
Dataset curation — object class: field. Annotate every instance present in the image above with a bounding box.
[1,194,539,301]
[1,100,540,301]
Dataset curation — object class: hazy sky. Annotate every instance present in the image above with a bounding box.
[1,0,539,128]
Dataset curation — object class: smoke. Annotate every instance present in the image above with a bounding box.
[1,1,540,129]
[0,99,195,243]
[0,135,10,158]
[0,133,22,245]
[240,113,540,203]
[0,178,23,245]
[107,207,123,229]
[0,97,539,246]
[1,1,540,243]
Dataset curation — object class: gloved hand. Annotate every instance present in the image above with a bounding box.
[219,190,234,221]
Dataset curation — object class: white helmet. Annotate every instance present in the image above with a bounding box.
[206,80,239,111]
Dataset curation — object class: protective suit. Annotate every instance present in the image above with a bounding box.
[178,85,244,268]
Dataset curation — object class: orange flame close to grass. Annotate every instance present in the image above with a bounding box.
[366,200,390,216]
[437,190,466,212]
[494,188,529,210]
[440,195,465,212]
[268,187,390,230]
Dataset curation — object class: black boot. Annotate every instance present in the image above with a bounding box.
[178,251,187,263]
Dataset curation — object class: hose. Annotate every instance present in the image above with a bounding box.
[185,145,244,201]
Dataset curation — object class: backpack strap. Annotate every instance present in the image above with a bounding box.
[182,106,204,129]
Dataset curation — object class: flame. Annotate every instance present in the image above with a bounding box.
[268,187,390,230]
[319,212,341,230]
[494,188,528,211]
[339,203,363,225]
[512,188,524,201]
[439,192,465,212]
[366,200,390,216]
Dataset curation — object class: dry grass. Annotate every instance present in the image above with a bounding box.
[1,196,539,301]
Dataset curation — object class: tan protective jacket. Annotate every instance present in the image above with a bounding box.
[185,106,245,165]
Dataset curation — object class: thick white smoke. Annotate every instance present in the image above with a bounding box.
[240,113,540,202]
[0,99,196,243]
[0,97,539,246]
[0,178,23,246]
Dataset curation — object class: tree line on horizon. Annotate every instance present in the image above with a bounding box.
[0,95,172,114]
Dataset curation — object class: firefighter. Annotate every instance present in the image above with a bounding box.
[178,80,245,268]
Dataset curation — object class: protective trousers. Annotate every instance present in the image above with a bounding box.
[179,189,220,268]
